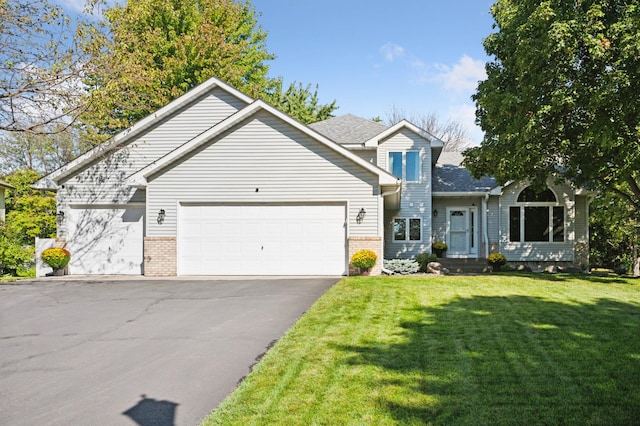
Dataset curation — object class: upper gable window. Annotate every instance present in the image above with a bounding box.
[517,187,556,202]
[388,151,420,182]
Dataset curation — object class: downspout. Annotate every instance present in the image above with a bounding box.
[483,193,490,258]
[380,182,402,275]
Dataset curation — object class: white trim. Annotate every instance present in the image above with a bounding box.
[364,119,445,149]
[69,203,146,208]
[445,206,479,258]
[33,77,253,190]
[127,100,401,187]
[392,217,422,242]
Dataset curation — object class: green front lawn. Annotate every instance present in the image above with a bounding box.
[203,274,640,425]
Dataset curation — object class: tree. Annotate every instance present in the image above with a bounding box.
[0,126,90,175]
[464,0,640,273]
[264,79,337,124]
[385,106,471,152]
[81,0,336,136]
[4,169,56,246]
[0,0,92,134]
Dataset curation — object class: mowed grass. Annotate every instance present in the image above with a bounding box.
[203,274,640,425]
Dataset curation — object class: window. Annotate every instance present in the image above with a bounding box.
[388,151,420,182]
[509,186,565,243]
[393,218,421,241]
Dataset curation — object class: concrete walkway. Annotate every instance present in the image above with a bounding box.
[0,276,338,425]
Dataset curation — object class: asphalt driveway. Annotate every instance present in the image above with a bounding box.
[0,276,338,425]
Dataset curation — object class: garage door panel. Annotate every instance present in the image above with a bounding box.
[67,207,144,275]
[178,204,346,275]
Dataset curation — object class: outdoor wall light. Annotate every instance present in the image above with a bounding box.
[56,211,65,222]
[157,209,166,225]
[433,209,438,217]
[356,208,366,224]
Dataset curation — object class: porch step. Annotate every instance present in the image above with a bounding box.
[436,258,490,274]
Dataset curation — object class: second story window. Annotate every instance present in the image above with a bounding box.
[388,151,420,182]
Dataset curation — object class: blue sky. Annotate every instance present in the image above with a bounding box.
[57,0,496,144]
[251,0,496,144]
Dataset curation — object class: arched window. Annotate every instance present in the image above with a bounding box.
[517,187,556,202]
[509,186,564,243]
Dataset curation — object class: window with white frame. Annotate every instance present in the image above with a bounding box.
[509,187,565,242]
[393,218,422,241]
[388,151,420,182]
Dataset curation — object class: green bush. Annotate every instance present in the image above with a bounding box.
[350,249,377,269]
[487,253,508,272]
[383,259,420,275]
[416,252,438,272]
[42,247,71,269]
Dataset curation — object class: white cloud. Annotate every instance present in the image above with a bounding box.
[380,42,405,62]
[434,55,487,94]
[55,0,87,13]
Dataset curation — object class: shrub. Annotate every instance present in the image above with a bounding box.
[383,259,420,275]
[42,247,71,270]
[350,249,377,269]
[416,253,438,272]
[432,241,448,251]
[487,253,507,272]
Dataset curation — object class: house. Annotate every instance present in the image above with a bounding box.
[34,77,591,276]
[0,180,15,222]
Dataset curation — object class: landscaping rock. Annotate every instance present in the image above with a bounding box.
[544,265,559,274]
[516,264,533,272]
[427,262,449,275]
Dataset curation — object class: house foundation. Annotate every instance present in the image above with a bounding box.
[144,237,177,276]
[348,236,383,276]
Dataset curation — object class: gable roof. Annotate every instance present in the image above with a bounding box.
[127,100,401,187]
[433,152,497,193]
[309,114,388,146]
[33,77,253,190]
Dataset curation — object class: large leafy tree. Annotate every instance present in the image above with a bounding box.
[464,0,640,272]
[82,0,336,135]
[83,0,275,134]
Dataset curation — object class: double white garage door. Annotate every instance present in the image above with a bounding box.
[66,204,346,275]
[178,204,347,275]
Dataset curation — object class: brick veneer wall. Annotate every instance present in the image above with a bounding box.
[348,236,383,276]
[144,237,177,276]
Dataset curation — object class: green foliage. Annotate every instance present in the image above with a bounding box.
[416,252,438,272]
[263,79,337,124]
[465,1,640,232]
[41,247,71,269]
[487,253,508,272]
[383,258,420,275]
[82,0,275,134]
[589,191,639,272]
[0,223,34,275]
[350,249,377,269]
[4,169,56,245]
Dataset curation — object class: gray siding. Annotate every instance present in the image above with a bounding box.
[146,111,382,237]
[378,129,432,258]
[56,88,246,235]
[499,181,576,261]
[487,195,500,244]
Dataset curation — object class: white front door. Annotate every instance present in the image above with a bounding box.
[446,207,478,258]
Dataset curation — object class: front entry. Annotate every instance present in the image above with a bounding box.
[446,207,478,258]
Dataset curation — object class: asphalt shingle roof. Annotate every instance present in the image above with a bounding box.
[309,114,388,145]
[433,152,497,193]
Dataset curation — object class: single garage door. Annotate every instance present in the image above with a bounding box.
[178,204,346,275]
[66,206,145,275]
